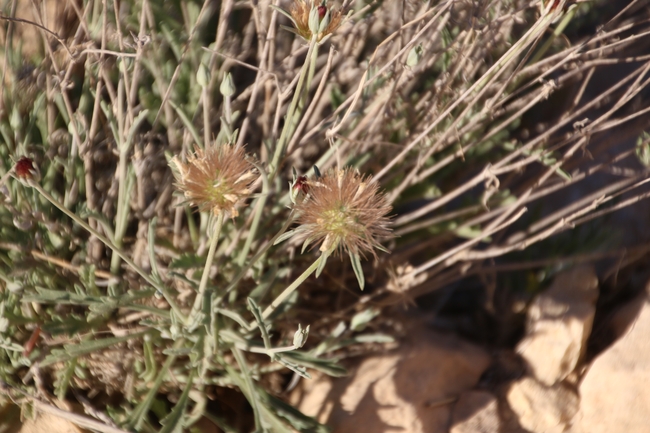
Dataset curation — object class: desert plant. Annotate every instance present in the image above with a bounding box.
[0,0,649,432]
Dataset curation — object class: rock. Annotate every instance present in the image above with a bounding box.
[19,412,79,433]
[570,285,650,433]
[506,376,579,433]
[517,266,598,385]
[450,391,500,433]
[295,326,491,433]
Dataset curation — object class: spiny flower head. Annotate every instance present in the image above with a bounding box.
[171,145,257,217]
[293,168,392,258]
[289,0,342,43]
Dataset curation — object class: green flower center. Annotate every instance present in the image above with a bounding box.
[206,177,232,205]
[322,204,362,235]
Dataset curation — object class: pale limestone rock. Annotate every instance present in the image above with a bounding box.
[450,391,500,433]
[570,285,650,433]
[507,376,579,433]
[19,412,79,433]
[296,326,491,433]
[517,266,598,385]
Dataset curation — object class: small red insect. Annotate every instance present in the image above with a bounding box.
[14,157,35,179]
[293,175,310,195]
[290,166,321,205]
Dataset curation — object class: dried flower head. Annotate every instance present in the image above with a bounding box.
[15,157,35,179]
[289,0,342,42]
[293,168,392,258]
[171,145,257,217]
[14,156,40,182]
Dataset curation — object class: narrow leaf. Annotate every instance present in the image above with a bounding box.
[127,339,184,430]
[41,330,149,367]
[169,100,202,147]
[159,369,196,433]
[349,253,365,290]
[315,250,329,278]
[269,5,298,25]
[350,308,380,332]
[147,217,162,282]
[281,351,347,377]
[274,229,296,245]
[247,298,274,357]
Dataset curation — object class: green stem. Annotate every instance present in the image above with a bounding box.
[110,79,129,277]
[239,343,299,355]
[29,180,186,323]
[251,255,322,329]
[232,347,266,432]
[305,41,319,101]
[127,337,185,430]
[268,36,319,180]
[110,148,132,276]
[214,210,296,309]
[529,6,576,65]
[469,10,559,100]
[293,39,319,132]
[202,85,211,148]
[236,161,269,266]
[190,212,225,322]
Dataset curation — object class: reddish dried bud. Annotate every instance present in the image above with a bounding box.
[317,5,327,20]
[289,0,342,42]
[15,157,35,179]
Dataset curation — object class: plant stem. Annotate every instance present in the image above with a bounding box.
[529,6,576,65]
[238,343,300,355]
[110,79,127,276]
[268,36,319,180]
[214,210,296,309]
[250,254,323,329]
[236,160,269,266]
[190,212,225,323]
[127,337,185,430]
[202,85,211,148]
[29,180,186,323]
[231,347,266,432]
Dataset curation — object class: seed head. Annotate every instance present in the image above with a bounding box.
[293,168,392,258]
[290,0,342,42]
[171,145,257,217]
